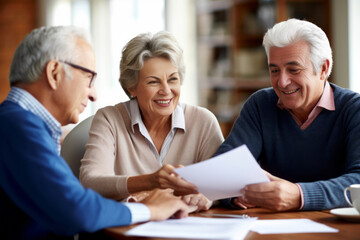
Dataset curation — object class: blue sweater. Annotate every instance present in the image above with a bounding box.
[217,83,360,210]
[0,101,132,239]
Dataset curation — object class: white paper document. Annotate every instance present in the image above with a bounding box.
[174,145,269,200]
[250,219,338,234]
[125,216,257,240]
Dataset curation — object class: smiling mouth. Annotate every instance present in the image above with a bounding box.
[283,88,300,95]
[155,99,171,104]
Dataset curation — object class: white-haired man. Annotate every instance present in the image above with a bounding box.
[217,19,360,211]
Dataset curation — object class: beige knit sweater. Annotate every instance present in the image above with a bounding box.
[79,102,224,200]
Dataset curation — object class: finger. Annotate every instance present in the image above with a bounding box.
[173,208,189,219]
[172,200,190,219]
[242,187,286,210]
[187,205,198,213]
[158,168,198,195]
[263,170,281,181]
[244,182,276,193]
[233,200,248,209]
[161,164,176,176]
[192,194,212,211]
[195,197,208,211]
[181,195,191,205]
[170,177,198,194]
[233,197,255,209]
[189,196,200,206]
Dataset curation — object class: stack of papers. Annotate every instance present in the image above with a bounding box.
[125,217,257,240]
[125,217,338,239]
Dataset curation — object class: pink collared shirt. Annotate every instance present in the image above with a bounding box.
[277,81,335,130]
[276,81,335,209]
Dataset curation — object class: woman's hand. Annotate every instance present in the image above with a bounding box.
[150,164,198,196]
[127,164,198,196]
[181,193,212,212]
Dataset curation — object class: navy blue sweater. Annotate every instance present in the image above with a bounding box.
[0,101,132,239]
[217,83,360,210]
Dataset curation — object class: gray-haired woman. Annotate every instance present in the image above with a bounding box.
[80,31,224,212]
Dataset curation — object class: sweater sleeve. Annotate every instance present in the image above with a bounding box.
[299,97,360,210]
[0,111,132,236]
[80,106,130,200]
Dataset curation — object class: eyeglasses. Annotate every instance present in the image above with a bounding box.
[60,60,97,87]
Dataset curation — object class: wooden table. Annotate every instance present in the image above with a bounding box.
[105,207,360,239]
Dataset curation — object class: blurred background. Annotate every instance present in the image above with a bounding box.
[0,0,359,138]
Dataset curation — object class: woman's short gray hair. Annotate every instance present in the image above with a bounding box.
[119,31,185,98]
[263,18,333,79]
[9,26,90,86]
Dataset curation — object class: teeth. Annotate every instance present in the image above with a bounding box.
[284,89,298,94]
[156,100,170,104]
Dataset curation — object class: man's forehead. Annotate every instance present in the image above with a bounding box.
[268,42,310,66]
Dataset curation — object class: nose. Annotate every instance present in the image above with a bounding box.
[88,85,98,102]
[278,72,291,88]
[159,82,171,95]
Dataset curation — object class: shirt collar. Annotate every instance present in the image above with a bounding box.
[6,87,62,153]
[129,98,186,133]
[316,81,335,111]
[277,81,335,111]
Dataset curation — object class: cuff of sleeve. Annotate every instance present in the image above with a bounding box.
[123,202,151,224]
[295,183,304,210]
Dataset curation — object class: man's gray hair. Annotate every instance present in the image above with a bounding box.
[263,18,333,79]
[9,26,90,85]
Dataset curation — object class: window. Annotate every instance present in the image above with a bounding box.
[42,0,165,122]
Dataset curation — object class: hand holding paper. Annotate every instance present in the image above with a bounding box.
[175,145,269,201]
[239,170,302,211]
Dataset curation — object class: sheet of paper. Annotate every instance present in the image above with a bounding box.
[250,219,338,234]
[125,217,257,240]
[174,145,269,200]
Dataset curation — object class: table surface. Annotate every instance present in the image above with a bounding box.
[105,207,360,240]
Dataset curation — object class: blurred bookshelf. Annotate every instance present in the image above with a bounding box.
[196,0,330,137]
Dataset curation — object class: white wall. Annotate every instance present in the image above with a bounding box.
[349,0,360,92]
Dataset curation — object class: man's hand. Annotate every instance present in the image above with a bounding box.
[150,164,198,196]
[141,189,190,221]
[181,193,212,212]
[236,171,301,211]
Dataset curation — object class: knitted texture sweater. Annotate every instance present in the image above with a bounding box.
[80,102,224,200]
[216,83,360,210]
[0,101,132,239]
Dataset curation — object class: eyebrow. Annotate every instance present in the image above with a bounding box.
[269,61,301,68]
[169,72,178,77]
[145,72,179,79]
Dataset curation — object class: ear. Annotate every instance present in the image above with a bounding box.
[128,87,137,98]
[319,59,330,81]
[45,60,62,90]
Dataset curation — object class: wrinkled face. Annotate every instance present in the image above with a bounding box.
[57,38,97,125]
[268,41,326,118]
[129,57,181,122]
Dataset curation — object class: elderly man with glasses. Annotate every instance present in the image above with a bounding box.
[0,26,189,240]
